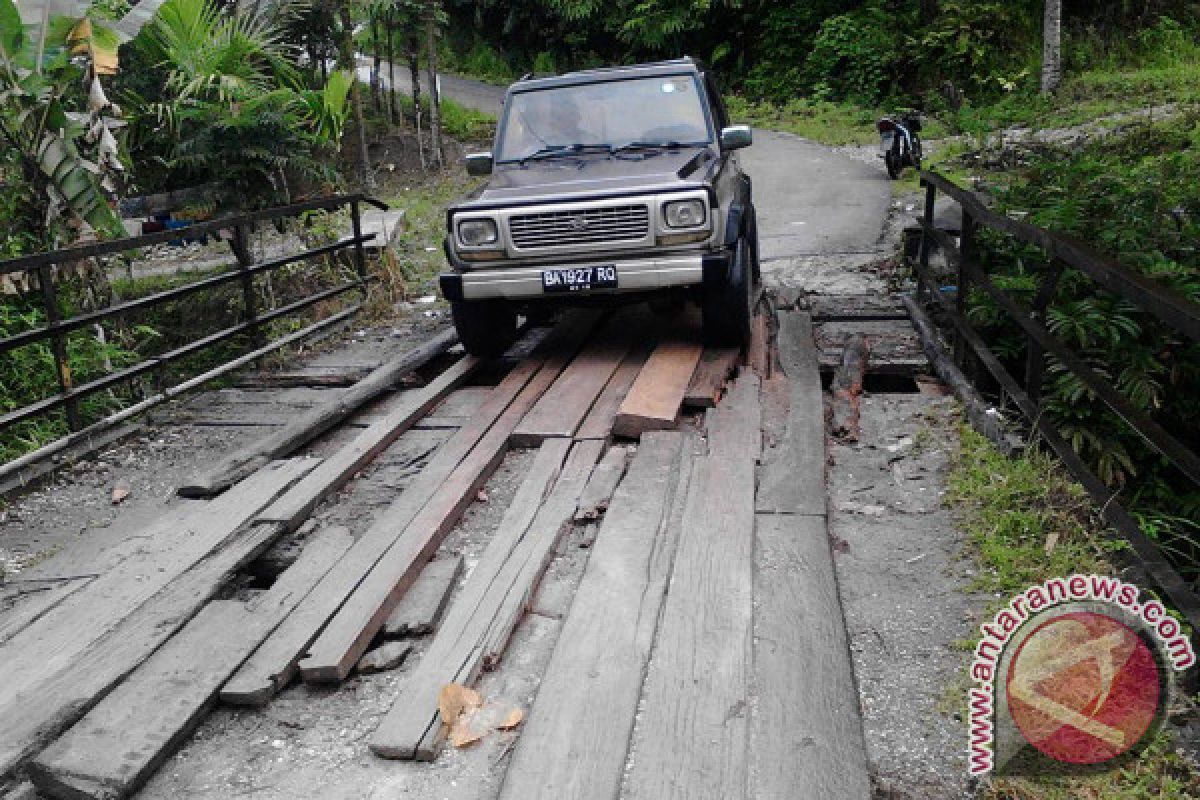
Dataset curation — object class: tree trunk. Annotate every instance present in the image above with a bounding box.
[424,4,442,168]
[386,11,397,126]
[370,12,381,112]
[407,32,421,120]
[336,0,374,188]
[1041,0,1063,94]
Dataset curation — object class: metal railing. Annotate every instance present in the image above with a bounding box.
[0,193,387,485]
[911,171,1200,631]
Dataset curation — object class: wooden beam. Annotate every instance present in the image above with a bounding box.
[751,514,871,798]
[370,438,602,760]
[381,556,463,637]
[178,329,460,497]
[296,314,598,684]
[573,445,629,521]
[612,332,703,439]
[682,347,739,408]
[29,529,352,800]
[830,333,869,442]
[623,374,759,800]
[574,342,650,442]
[255,355,482,531]
[0,459,316,718]
[510,315,637,446]
[496,431,692,800]
[0,519,290,778]
[756,312,827,516]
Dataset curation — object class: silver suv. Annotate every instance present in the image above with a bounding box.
[439,57,758,356]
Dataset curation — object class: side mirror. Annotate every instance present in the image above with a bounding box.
[465,152,494,176]
[720,125,753,151]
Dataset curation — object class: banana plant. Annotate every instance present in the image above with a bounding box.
[0,0,126,242]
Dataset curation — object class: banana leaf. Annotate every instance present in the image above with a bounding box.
[36,130,124,237]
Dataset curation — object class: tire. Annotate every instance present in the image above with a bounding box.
[885,148,902,179]
[702,235,753,347]
[450,299,517,358]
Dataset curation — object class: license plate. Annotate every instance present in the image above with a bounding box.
[541,266,618,293]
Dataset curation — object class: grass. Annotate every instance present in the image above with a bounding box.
[726,95,953,146]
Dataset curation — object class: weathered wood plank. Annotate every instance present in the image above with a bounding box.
[624,374,760,800]
[496,431,691,800]
[29,528,352,800]
[0,578,91,646]
[297,314,598,684]
[573,445,629,521]
[0,519,289,778]
[751,514,871,799]
[612,334,703,439]
[511,315,636,446]
[256,356,482,531]
[830,333,869,442]
[381,556,463,637]
[756,312,827,516]
[0,459,316,717]
[178,328,460,497]
[683,347,740,408]
[370,439,604,761]
[747,311,770,378]
[574,342,651,441]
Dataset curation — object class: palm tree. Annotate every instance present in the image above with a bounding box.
[1041,0,1062,93]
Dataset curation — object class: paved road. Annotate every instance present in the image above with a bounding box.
[357,63,506,116]
[405,72,892,285]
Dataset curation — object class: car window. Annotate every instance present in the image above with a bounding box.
[496,75,713,162]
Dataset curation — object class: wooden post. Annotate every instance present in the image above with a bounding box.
[1023,258,1064,406]
[38,264,80,431]
[350,199,369,299]
[233,225,262,346]
[917,180,936,304]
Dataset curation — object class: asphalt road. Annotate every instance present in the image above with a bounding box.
[391,70,892,282]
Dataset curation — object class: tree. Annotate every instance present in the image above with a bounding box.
[1041,0,1062,93]
[335,0,373,187]
[423,0,441,167]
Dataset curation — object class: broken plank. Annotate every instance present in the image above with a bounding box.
[296,313,599,684]
[612,334,703,439]
[573,445,629,521]
[381,556,464,637]
[623,374,760,800]
[178,328,459,498]
[830,333,869,442]
[370,439,603,761]
[241,365,376,388]
[683,347,739,408]
[0,519,290,779]
[751,514,871,799]
[29,528,352,800]
[574,342,650,441]
[747,311,770,378]
[757,312,827,516]
[0,459,316,718]
[496,431,692,800]
[510,315,638,446]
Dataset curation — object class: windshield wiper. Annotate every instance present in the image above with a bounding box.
[613,140,696,154]
[512,143,614,164]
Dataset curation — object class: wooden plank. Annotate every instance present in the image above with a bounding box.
[612,333,703,439]
[496,431,692,800]
[747,311,770,378]
[574,342,650,441]
[510,315,637,446]
[751,514,871,799]
[177,328,460,497]
[29,528,352,800]
[830,334,869,442]
[683,347,739,408]
[0,578,91,646]
[757,312,827,516]
[573,445,629,521]
[0,519,289,778]
[381,556,463,637]
[242,365,375,388]
[297,314,599,684]
[370,439,603,761]
[624,374,760,800]
[0,459,316,718]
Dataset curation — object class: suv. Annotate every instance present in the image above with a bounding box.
[439,57,758,357]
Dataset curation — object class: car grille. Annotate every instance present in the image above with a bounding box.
[508,205,650,250]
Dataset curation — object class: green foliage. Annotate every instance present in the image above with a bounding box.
[802,6,900,105]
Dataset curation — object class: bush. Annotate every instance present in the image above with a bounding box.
[802,6,901,105]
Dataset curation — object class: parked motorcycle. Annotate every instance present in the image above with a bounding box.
[877,113,923,179]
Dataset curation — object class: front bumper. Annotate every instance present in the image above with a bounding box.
[436,251,724,302]
[440,252,730,302]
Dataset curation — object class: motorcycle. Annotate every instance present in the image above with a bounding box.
[877,113,923,179]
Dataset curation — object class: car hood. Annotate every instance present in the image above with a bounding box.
[457,147,717,210]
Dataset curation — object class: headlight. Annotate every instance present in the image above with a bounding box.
[663,199,707,229]
[458,218,498,247]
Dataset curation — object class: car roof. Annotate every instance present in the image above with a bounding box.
[509,58,708,94]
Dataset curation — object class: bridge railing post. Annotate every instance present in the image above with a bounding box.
[917,178,936,304]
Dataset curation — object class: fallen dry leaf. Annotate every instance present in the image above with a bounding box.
[438,683,481,728]
[476,489,489,502]
[497,707,524,730]
[111,481,131,505]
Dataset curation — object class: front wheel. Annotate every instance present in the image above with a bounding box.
[885,148,902,179]
[450,299,517,358]
[702,236,753,347]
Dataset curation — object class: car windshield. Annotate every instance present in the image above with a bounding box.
[495,75,713,163]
